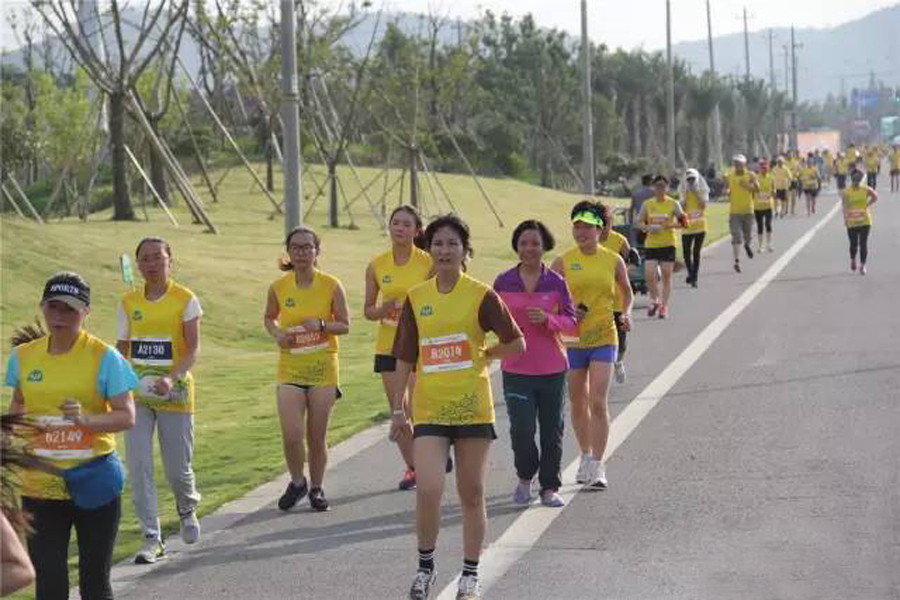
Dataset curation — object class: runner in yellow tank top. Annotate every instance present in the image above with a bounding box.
[116,237,203,563]
[264,226,350,512]
[389,215,524,599]
[771,157,793,218]
[889,144,900,193]
[841,169,879,275]
[364,205,432,490]
[679,168,709,288]
[801,154,821,216]
[5,271,136,599]
[724,154,760,272]
[551,200,633,490]
[636,175,686,318]
[754,162,776,253]
[600,224,634,384]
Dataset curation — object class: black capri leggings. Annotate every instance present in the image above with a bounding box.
[755,209,773,234]
[613,312,628,358]
[847,225,871,264]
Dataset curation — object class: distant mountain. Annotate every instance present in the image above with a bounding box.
[672,4,900,102]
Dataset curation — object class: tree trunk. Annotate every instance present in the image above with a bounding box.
[266,140,275,193]
[409,148,419,208]
[147,117,170,205]
[328,161,339,228]
[109,91,135,221]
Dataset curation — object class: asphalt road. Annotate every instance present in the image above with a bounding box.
[109,184,900,600]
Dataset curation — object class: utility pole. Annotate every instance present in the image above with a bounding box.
[706,0,723,170]
[790,26,800,152]
[782,44,790,93]
[666,0,676,171]
[767,29,776,90]
[580,0,595,195]
[280,0,303,232]
[743,8,751,81]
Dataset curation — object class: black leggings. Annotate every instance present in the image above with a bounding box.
[681,232,705,283]
[755,209,773,234]
[847,225,871,264]
[22,496,121,600]
[613,312,628,358]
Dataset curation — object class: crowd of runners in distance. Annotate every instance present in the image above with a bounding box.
[1,139,894,600]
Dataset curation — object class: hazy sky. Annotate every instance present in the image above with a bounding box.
[2,0,898,52]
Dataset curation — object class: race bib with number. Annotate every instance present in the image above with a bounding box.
[287,327,330,355]
[381,305,402,328]
[846,209,867,224]
[420,334,473,373]
[650,215,668,226]
[31,416,94,460]
[131,337,173,367]
[688,210,703,220]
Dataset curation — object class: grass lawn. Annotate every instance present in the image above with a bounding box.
[1,162,729,597]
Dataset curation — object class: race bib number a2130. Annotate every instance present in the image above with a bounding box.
[420,333,473,373]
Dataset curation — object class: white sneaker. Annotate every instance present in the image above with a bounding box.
[409,569,437,600]
[180,511,201,545]
[614,361,627,384]
[134,536,165,564]
[456,574,482,600]
[584,459,608,490]
[575,453,591,484]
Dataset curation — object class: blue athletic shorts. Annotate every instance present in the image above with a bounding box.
[566,345,618,370]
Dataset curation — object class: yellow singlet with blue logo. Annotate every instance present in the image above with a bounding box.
[14,332,118,500]
[755,174,775,211]
[844,186,872,228]
[407,274,494,426]
[683,190,707,234]
[644,197,679,249]
[271,270,340,386]
[369,247,432,355]
[121,281,196,413]
[560,246,618,349]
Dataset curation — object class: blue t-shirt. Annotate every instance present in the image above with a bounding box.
[5,346,137,398]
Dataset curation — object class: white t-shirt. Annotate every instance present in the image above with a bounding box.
[117,295,203,341]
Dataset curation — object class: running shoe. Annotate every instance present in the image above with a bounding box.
[540,490,565,508]
[179,510,201,545]
[278,478,308,511]
[576,453,591,484]
[134,536,165,564]
[456,574,482,600]
[860,265,867,276]
[647,302,659,318]
[513,480,533,505]
[409,569,437,600]
[658,304,669,320]
[584,460,608,490]
[308,487,330,512]
[851,260,857,272]
[733,260,741,273]
[766,245,774,253]
[691,280,698,289]
[446,456,454,474]
[399,470,417,491]
[614,361,627,384]
[744,244,754,259]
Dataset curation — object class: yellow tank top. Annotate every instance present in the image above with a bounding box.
[801,166,819,189]
[683,189,707,233]
[844,186,872,228]
[772,166,792,190]
[755,174,775,211]
[601,231,627,312]
[407,274,494,426]
[891,151,900,170]
[271,270,340,386]
[644,197,679,248]
[121,281,196,413]
[865,153,879,171]
[560,246,618,349]
[836,157,849,175]
[369,247,432,355]
[16,332,116,500]
[726,170,755,215]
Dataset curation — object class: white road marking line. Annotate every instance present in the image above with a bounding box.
[435,202,841,599]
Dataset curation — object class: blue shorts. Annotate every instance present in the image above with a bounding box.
[566,345,618,370]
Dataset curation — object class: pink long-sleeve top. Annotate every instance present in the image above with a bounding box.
[493,264,577,375]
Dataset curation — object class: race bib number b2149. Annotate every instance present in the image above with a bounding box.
[31,416,94,460]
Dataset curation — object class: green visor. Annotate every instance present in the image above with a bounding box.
[572,211,605,226]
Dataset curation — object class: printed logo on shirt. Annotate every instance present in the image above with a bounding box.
[570,263,583,271]
[133,310,143,321]
[382,274,393,284]
[285,298,295,308]
[27,369,43,383]
[420,305,434,317]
